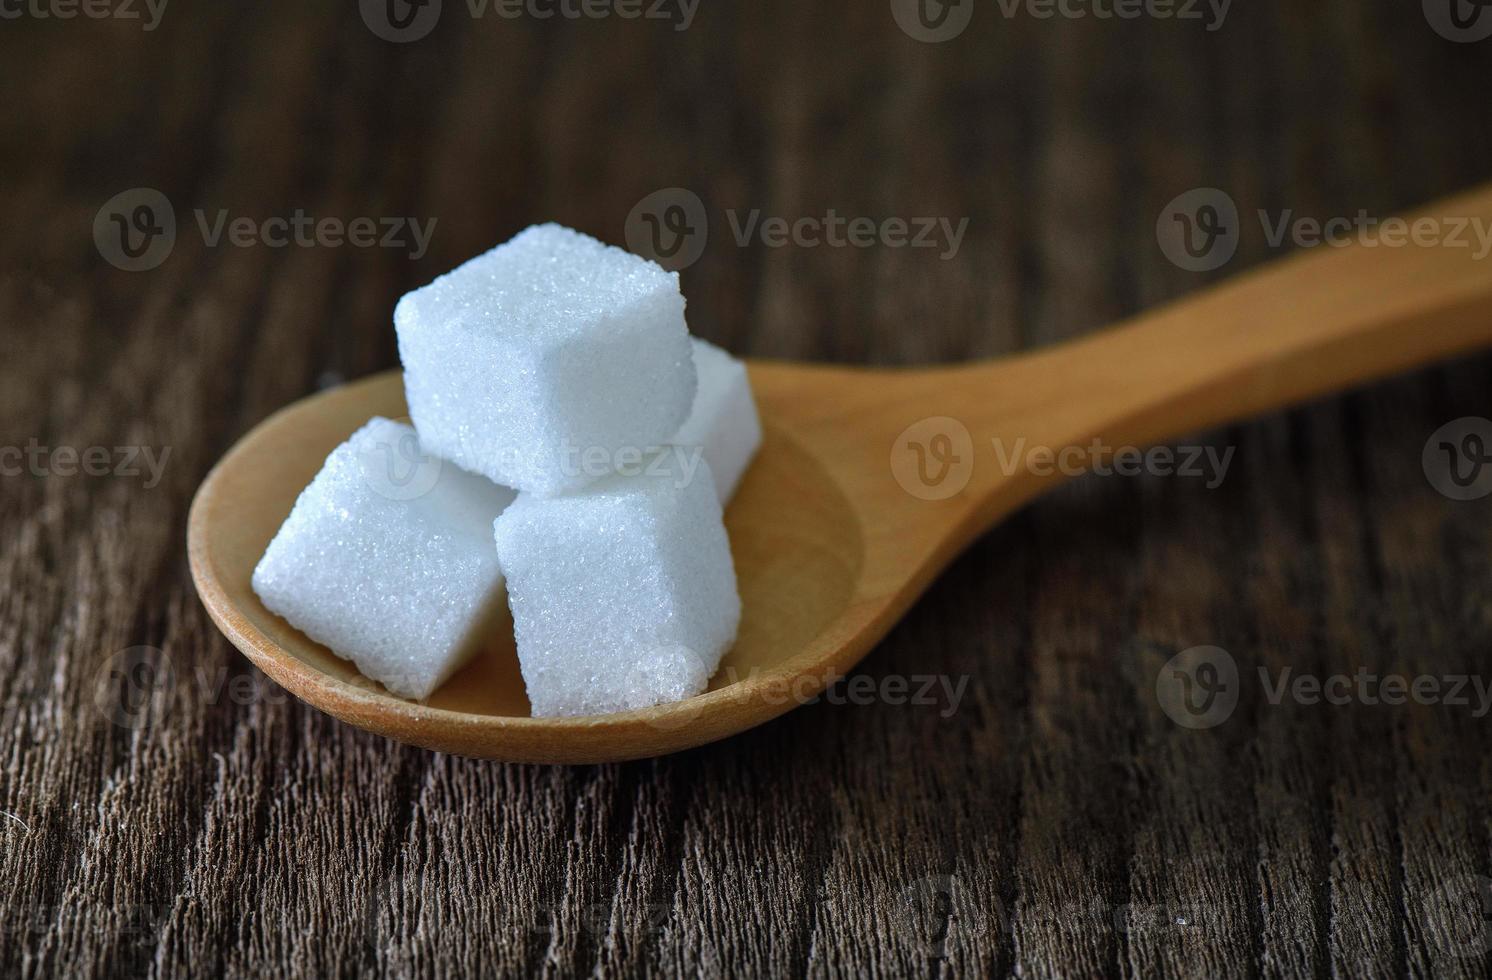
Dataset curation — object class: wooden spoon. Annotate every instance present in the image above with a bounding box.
[189,185,1492,763]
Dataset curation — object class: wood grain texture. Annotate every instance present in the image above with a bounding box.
[3,2,1492,977]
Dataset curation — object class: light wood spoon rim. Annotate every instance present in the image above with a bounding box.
[189,372,899,761]
[189,184,1492,763]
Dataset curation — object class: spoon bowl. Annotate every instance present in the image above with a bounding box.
[190,369,871,761]
[190,184,1492,762]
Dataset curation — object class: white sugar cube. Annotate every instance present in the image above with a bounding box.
[396,224,696,496]
[252,417,516,700]
[673,338,762,505]
[493,464,740,717]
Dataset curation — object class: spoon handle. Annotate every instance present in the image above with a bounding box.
[942,183,1492,468]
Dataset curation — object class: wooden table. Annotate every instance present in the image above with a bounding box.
[3,3,1491,976]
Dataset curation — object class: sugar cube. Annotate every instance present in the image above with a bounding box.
[252,417,516,700]
[492,462,740,717]
[396,224,696,496]
[673,338,762,505]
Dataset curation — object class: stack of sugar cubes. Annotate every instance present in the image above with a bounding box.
[252,225,761,716]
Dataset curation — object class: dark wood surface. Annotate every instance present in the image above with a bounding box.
[4,2,1492,976]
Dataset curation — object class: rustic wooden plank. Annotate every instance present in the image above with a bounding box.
[2,1,1492,978]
